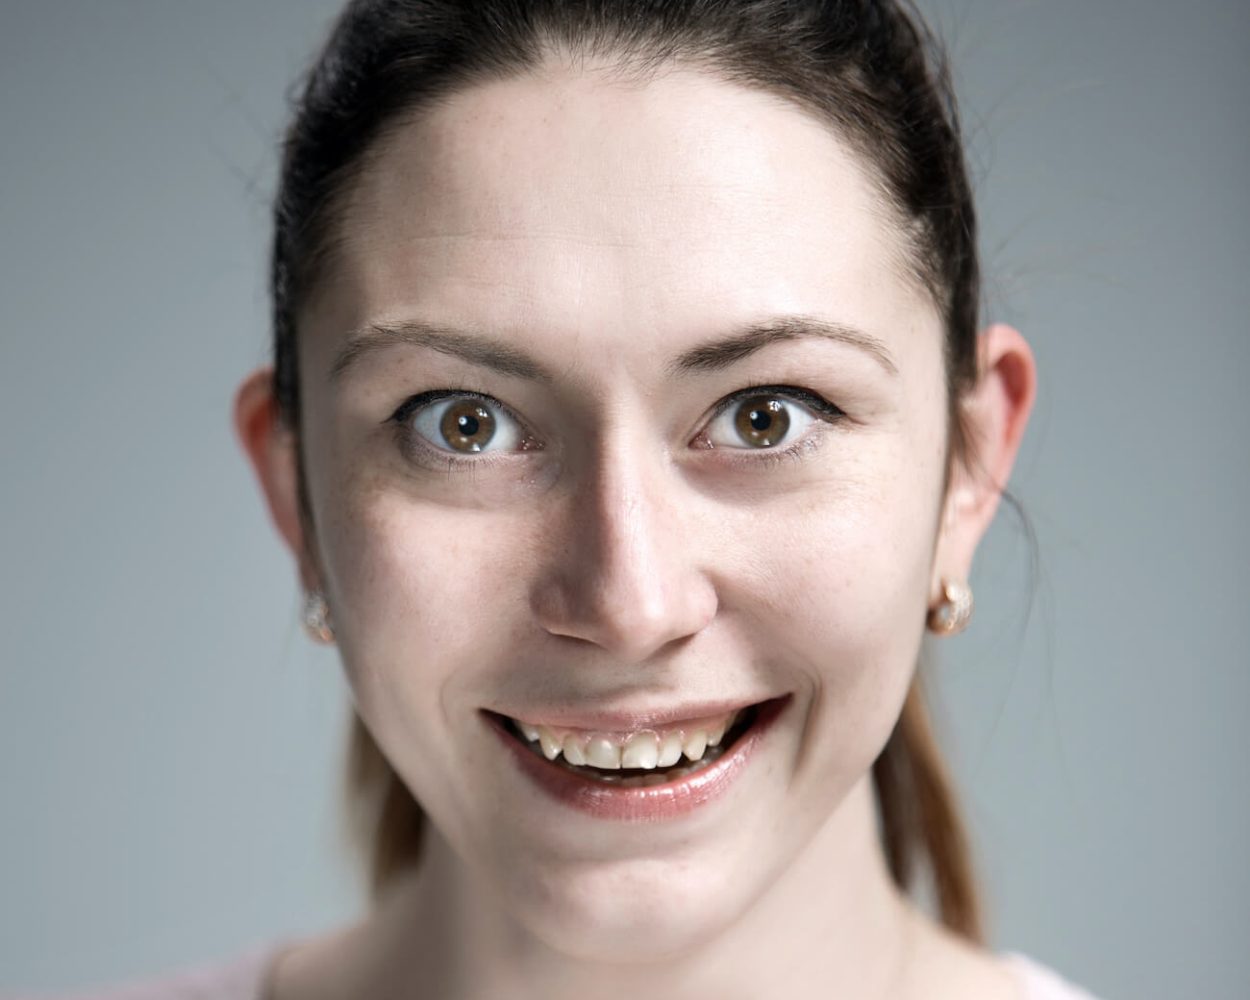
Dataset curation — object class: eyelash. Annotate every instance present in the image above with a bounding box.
[390,389,517,431]
[388,384,845,470]
[389,389,530,470]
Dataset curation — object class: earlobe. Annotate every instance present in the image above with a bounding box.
[930,324,1037,595]
[233,367,311,586]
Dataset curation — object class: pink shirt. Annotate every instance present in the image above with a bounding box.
[13,946,1102,999]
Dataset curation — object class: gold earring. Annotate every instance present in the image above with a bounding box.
[302,591,335,644]
[927,578,973,636]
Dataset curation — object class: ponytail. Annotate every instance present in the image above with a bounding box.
[343,713,424,901]
[872,678,984,941]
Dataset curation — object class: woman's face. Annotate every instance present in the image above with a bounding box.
[295,66,960,958]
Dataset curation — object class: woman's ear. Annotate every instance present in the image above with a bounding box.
[930,324,1036,595]
[233,367,316,591]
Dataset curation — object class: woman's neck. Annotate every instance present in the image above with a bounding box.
[333,775,930,1000]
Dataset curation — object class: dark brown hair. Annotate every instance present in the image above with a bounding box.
[274,0,984,941]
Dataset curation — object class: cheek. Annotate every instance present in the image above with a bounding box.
[740,447,941,771]
[317,477,533,737]
[750,440,939,632]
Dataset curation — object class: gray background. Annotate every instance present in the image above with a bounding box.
[1,1,1246,997]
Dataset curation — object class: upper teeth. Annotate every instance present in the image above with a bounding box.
[513,711,738,769]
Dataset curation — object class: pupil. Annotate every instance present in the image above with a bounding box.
[734,396,789,448]
[440,402,496,452]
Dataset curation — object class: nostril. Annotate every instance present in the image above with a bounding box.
[531,573,716,662]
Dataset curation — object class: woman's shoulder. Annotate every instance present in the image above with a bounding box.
[1002,953,1104,1000]
[10,943,285,1000]
[13,944,1103,1000]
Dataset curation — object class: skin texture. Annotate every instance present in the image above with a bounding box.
[236,63,1034,1000]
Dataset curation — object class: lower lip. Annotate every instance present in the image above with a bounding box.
[486,698,788,821]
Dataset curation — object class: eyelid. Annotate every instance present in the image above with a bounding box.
[389,388,520,426]
[697,383,845,454]
[708,384,843,422]
[389,389,533,460]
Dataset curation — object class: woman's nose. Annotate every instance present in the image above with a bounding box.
[529,447,718,663]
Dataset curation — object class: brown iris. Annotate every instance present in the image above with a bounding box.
[439,400,497,452]
[734,396,790,447]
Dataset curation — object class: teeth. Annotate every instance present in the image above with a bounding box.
[620,732,659,770]
[657,731,684,767]
[562,734,587,766]
[510,707,745,770]
[682,729,709,762]
[538,727,562,761]
[583,736,622,770]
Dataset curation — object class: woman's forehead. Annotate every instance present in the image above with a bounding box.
[314,64,936,368]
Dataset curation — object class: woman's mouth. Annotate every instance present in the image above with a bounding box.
[483,697,788,820]
[507,705,753,785]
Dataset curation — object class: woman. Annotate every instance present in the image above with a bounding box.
[80,1,1095,997]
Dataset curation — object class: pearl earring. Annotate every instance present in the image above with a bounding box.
[302,591,335,644]
[927,578,974,636]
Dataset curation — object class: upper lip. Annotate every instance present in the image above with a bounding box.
[485,696,779,732]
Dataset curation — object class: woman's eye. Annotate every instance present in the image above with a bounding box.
[703,389,836,450]
[398,393,526,455]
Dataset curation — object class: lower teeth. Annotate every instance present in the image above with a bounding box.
[552,744,728,786]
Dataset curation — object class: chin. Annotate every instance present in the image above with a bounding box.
[501,852,761,964]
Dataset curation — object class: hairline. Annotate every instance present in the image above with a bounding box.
[289,50,947,335]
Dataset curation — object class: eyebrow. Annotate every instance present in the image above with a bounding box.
[670,315,898,377]
[330,314,897,383]
[331,322,555,383]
